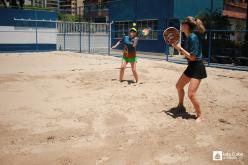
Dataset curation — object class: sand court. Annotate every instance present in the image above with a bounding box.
[0,51,247,165]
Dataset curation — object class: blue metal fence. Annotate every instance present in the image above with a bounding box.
[0,20,110,53]
[170,30,248,70]
[110,29,248,70]
[206,30,248,66]
[0,22,247,70]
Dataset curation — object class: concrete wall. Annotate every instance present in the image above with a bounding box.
[0,8,57,51]
[0,26,57,51]
[0,26,57,44]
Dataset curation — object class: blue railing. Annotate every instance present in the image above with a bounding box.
[0,24,247,70]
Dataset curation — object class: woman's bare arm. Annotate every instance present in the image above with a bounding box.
[172,43,196,61]
[179,47,196,61]
[112,41,121,49]
[133,37,138,48]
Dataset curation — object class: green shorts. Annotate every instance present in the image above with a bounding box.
[122,56,138,63]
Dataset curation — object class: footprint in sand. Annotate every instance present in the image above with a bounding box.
[96,156,109,164]
[47,135,56,142]
[140,69,150,74]
[195,134,215,147]
[175,144,188,154]
[155,153,189,164]
[58,157,72,165]
[218,118,231,125]
[53,108,63,112]
[46,122,57,127]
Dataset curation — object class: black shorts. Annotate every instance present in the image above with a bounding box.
[184,60,207,79]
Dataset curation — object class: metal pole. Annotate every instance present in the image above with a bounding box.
[79,30,82,53]
[88,22,91,53]
[134,0,137,21]
[208,30,212,66]
[35,11,38,51]
[57,0,60,12]
[208,0,213,65]
[108,22,111,55]
[63,22,66,51]
[166,49,169,61]
[210,0,213,12]
[179,22,182,55]
[35,22,38,51]
[245,2,248,41]
[165,18,169,61]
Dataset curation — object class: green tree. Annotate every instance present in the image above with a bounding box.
[58,13,81,22]
[197,9,232,40]
[197,9,231,30]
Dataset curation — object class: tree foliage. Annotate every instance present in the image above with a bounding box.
[197,9,231,30]
[58,13,82,22]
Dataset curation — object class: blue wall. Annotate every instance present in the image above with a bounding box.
[0,8,57,52]
[173,0,223,19]
[109,0,224,53]
[109,0,174,53]
[0,8,57,27]
[0,44,56,52]
[109,0,173,21]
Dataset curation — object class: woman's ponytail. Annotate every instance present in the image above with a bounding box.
[195,18,206,34]
[182,16,206,34]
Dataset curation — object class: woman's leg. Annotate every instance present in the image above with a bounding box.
[131,62,138,83]
[176,74,191,106]
[119,61,128,82]
[188,78,203,122]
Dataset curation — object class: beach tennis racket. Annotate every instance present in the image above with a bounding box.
[163,27,180,45]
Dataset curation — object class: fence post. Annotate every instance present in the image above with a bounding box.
[35,11,38,51]
[208,30,212,66]
[79,30,82,53]
[166,48,169,61]
[166,40,169,61]
[108,23,111,55]
[35,21,38,51]
[63,22,66,51]
[88,22,91,53]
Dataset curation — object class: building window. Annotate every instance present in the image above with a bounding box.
[114,21,133,39]
[114,19,158,40]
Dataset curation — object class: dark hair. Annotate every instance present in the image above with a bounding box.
[182,16,206,34]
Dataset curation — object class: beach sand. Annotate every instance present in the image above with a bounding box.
[0,51,247,165]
